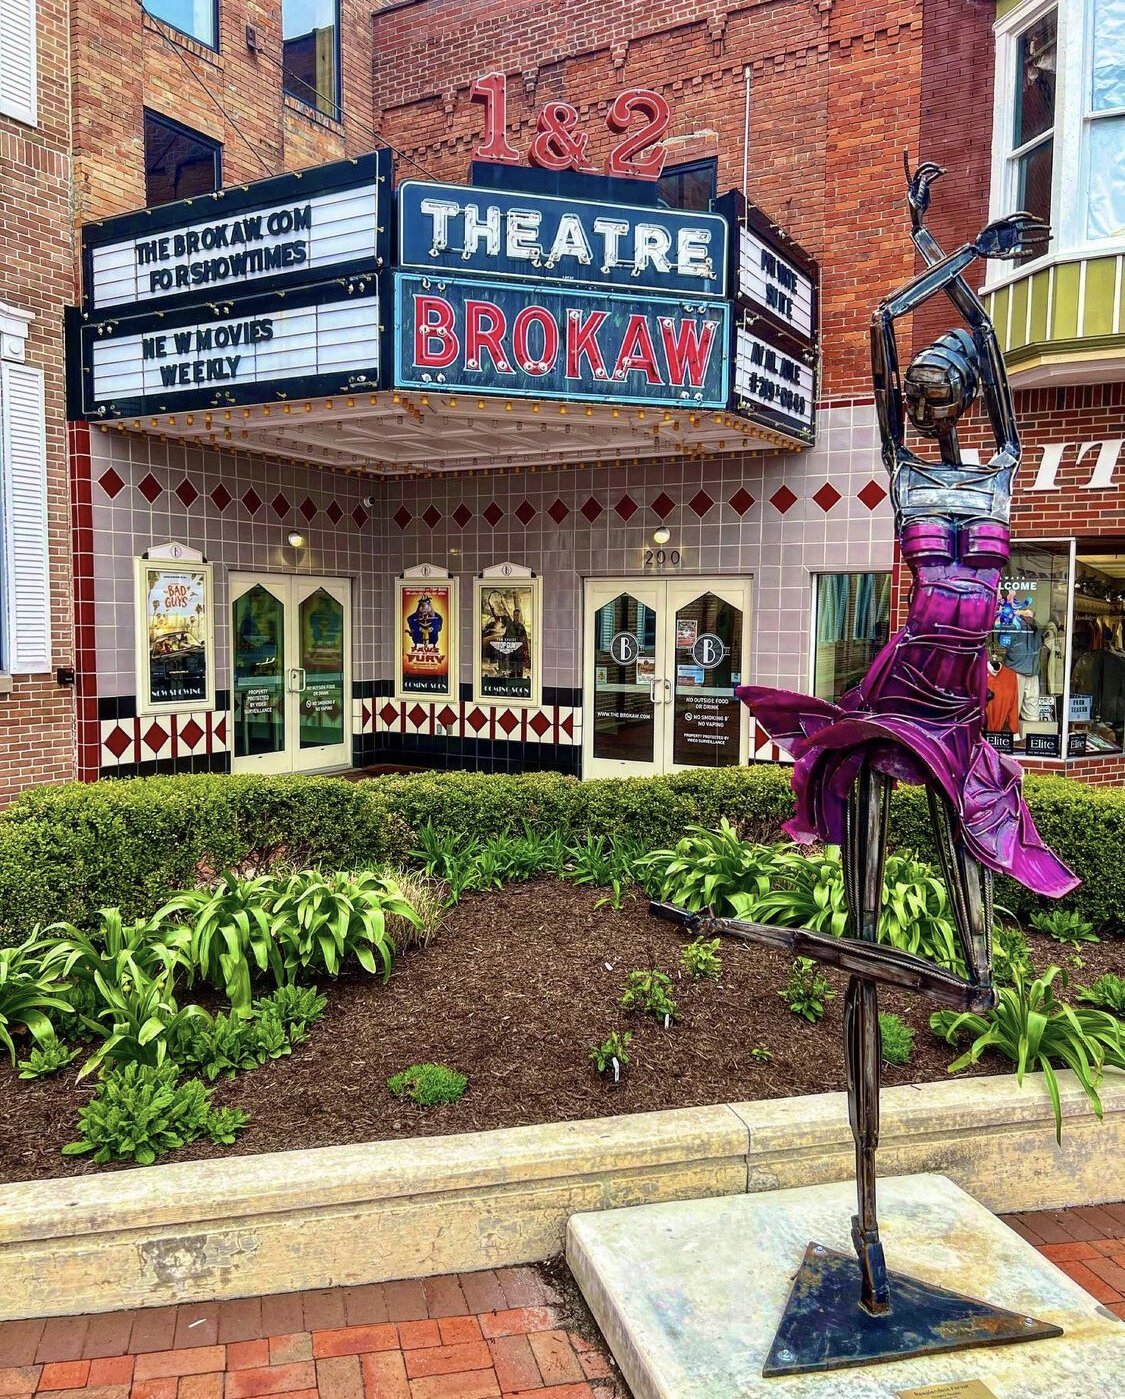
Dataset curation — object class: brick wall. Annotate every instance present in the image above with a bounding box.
[0,0,76,803]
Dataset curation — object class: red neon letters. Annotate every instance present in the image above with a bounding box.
[470,73,670,180]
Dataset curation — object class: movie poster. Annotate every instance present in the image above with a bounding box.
[142,565,210,706]
[396,580,456,699]
[476,579,539,703]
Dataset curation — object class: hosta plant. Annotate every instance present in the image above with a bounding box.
[736,847,850,939]
[1076,974,1125,1014]
[270,869,418,980]
[641,821,781,915]
[621,969,679,1024]
[77,970,206,1080]
[877,854,963,976]
[43,907,191,994]
[387,1062,467,1107]
[1029,909,1099,947]
[159,872,287,1013]
[779,957,834,1024]
[930,966,1125,1141]
[18,1038,79,1079]
[0,940,73,1064]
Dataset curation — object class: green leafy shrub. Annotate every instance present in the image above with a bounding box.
[0,940,72,1062]
[680,937,722,980]
[387,1062,467,1106]
[173,985,324,1081]
[1030,909,1099,947]
[735,847,851,939]
[779,957,834,1023]
[1077,974,1125,1014]
[931,966,1125,1141]
[878,854,963,975]
[879,1012,915,1066]
[254,983,327,1034]
[590,1030,632,1076]
[205,1105,249,1145]
[270,868,415,980]
[77,970,206,1080]
[18,1038,79,1079]
[159,872,286,1013]
[562,834,644,909]
[994,925,1035,986]
[642,821,781,915]
[750,1045,773,1063]
[63,1061,244,1165]
[621,969,679,1023]
[43,907,191,991]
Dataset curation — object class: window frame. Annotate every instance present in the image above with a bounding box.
[656,157,719,212]
[281,0,342,123]
[143,108,222,208]
[807,570,893,704]
[988,0,1125,289]
[141,0,220,54]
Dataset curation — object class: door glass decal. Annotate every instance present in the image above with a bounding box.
[672,591,742,766]
[591,593,658,762]
[299,587,346,749]
[232,585,286,758]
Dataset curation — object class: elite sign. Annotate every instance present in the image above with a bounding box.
[394,273,729,407]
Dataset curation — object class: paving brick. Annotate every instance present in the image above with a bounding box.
[226,1345,270,1374]
[1056,1261,1121,1304]
[127,1313,180,1358]
[526,1335,583,1387]
[1091,1239,1125,1259]
[173,1312,220,1352]
[477,1313,556,1342]
[299,1296,347,1334]
[134,1351,227,1382]
[343,1290,390,1329]
[88,1359,134,1388]
[0,1367,41,1396]
[1083,1255,1125,1296]
[395,1326,440,1354]
[223,1363,316,1399]
[1013,1212,1069,1244]
[312,1328,399,1360]
[0,1326,45,1370]
[38,1364,91,1394]
[507,1387,593,1399]
[406,1371,500,1399]
[1108,1301,1125,1321]
[81,1317,135,1364]
[40,1387,128,1399]
[315,1356,364,1399]
[1039,1241,1100,1263]
[998,1215,1041,1244]
[1073,1206,1123,1238]
[131,1377,179,1399]
[217,1304,264,1347]
[265,1340,311,1368]
[421,1280,468,1321]
[485,1336,540,1394]
[404,1343,491,1380]
[177,1377,224,1399]
[575,1350,613,1382]
[382,1284,428,1325]
[455,1278,506,1318]
[496,1273,549,1310]
[359,1352,408,1399]
[435,1321,480,1348]
[256,1304,303,1344]
[35,1322,89,1366]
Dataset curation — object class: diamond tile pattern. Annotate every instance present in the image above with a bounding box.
[241,488,262,515]
[422,505,442,529]
[270,492,290,519]
[352,504,370,529]
[548,498,570,525]
[299,496,318,522]
[812,482,842,512]
[483,501,504,527]
[178,718,204,748]
[728,487,756,515]
[326,501,343,525]
[688,489,715,518]
[143,722,168,754]
[651,491,676,519]
[452,503,473,528]
[613,494,638,521]
[858,479,888,510]
[97,467,124,499]
[210,483,232,512]
[580,496,604,523]
[137,473,162,504]
[514,499,537,526]
[497,709,520,735]
[769,484,798,514]
[104,725,132,759]
[174,478,199,509]
[393,506,412,530]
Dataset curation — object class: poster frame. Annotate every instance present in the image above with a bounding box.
[134,546,216,716]
[473,563,542,709]
[394,564,460,705]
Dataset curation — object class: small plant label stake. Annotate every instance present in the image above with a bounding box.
[653,162,1074,1376]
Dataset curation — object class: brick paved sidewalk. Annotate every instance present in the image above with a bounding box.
[0,1204,1120,1399]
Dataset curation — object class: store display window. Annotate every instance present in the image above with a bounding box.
[812,572,891,703]
[987,544,1070,756]
[1068,553,1125,756]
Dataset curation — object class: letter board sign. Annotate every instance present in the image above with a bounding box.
[82,151,391,316]
[398,180,728,298]
[732,325,816,441]
[78,279,381,418]
[715,191,818,355]
[394,271,729,407]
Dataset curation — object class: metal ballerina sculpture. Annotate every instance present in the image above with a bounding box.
[653,163,1077,1374]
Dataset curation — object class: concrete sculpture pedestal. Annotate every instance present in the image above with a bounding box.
[566,1174,1125,1398]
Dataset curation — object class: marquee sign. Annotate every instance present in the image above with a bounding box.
[394,272,729,407]
[398,181,727,298]
[81,151,391,315]
[715,192,818,354]
[732,326,816,441]
[79,280,381,418]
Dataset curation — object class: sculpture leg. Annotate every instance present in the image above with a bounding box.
[844,766,891,1315]
[926,790,995,998]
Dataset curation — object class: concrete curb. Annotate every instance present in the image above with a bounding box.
[2,1069,1122,1320]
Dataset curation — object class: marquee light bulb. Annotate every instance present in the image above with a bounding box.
[653,526,672,546]
[287,531,306,549]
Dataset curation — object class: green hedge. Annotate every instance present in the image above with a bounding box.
[0,766,1120,944]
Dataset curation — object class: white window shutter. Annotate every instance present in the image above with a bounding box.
[1,362,52,674]
[0,0,37,127]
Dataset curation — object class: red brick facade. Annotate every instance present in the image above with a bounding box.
[0,0,76,803]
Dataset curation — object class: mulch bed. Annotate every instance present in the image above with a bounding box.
[1,878,1121,1184]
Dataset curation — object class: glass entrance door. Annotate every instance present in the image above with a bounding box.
[230,574,352,774]
[582,577,751,778]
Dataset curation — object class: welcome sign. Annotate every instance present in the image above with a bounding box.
[82,152,391,315]
[394,272,729,407]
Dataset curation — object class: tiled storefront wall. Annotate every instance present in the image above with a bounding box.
[0,0,76,803]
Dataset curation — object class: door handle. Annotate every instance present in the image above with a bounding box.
[662,677,672,703]
[649,679,659,705]
[288,667,307,693]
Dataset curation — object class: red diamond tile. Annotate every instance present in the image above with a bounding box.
[858,479,889,510]
[769,484,798,514]
[407,703,427,727]
[528,710,552,737]
[326,501,344,525]
[174,478,199,509]
[422,505,442,529]
[514,499,537,526]
[548,498,570,525]
[210,483,232,512]
[452,503,472,528]
[299,496,318,522]
[271,492,290,519]
[497,709,520,735]
[651,491,676,520]
[393,506,412,530]
[97,467,124,499]
[242,488,262,515]
[379,702,400,726]
[688,489,715,518]
[614,494,638,521]
[212,715,227,744]
[178,718,204,748]
[362,703,372,729]
[728,487,756,515]
[104,725,132,759]
[483,501,504,527]
[466,707,489,733]
[561,713,575,738]
[137,473,163,504]
[580,496,604,523]
[438,704,458,726]
[352,505,370,528]
[143,721,169,754]
[813,482,842,512]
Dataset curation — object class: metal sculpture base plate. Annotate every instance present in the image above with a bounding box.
[566,1175,1125,1398]
[764,1241,1061,1376]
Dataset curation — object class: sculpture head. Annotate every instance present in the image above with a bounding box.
[903,328,980,437]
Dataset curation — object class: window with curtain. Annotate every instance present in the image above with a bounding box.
[143,0,217,49]
[282,0,340,120]
[1009,9,1057,262]
[1087,0,1125,239]
[811,573,891,703]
